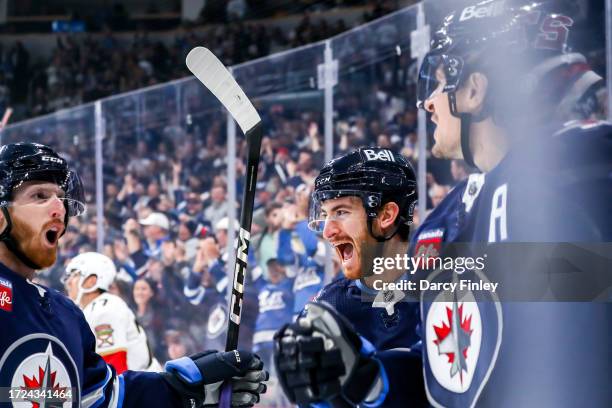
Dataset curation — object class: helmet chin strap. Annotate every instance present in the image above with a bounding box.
[447,92,488,171]
[367,217,400,242]
[459,112,476,169]
[0,207,42,270]
[74,277,98,307]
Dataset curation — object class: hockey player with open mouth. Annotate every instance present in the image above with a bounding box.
[0,142,268,407]
[412,0,610,406]
[273,147,427,407]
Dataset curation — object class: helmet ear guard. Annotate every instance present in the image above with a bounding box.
[367,188,418,243]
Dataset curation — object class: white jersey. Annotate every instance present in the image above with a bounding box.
[82,292,162,372]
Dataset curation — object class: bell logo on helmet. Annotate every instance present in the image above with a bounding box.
[41,156,63,164]
[459,0,505,22]
[362,149,395,162]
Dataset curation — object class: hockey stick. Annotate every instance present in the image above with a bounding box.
[0,107,13,129]
[0,107,13,145]
[186,47,262,408]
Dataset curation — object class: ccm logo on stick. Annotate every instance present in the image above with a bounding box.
[229,228,250,324]
[363,149,395,162]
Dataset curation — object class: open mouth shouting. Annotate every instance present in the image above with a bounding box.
[43,223,64,247]
[333,241,356,269]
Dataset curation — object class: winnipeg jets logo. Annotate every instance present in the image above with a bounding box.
[12,342,72,407]
[422,268,502,407]
[426,300,482,393]
[1,334,80,407]
[433,302,473,384]
[207,303,227,338]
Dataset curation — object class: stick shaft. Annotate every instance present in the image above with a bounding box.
[219,122,262,408]
[225,121,263,351]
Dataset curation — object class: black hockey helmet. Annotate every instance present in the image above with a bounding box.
[0,142,86,269]
[417,0,603,168]
[309,147,417,241]
[0,142,85,216]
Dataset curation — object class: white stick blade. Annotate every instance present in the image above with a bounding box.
[186,47,261,134]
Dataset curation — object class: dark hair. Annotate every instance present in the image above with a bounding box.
[137,277,159,298]
[264,201,283,216]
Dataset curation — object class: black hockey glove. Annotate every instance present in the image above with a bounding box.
[163,350,268,407]
[274,301,388,407]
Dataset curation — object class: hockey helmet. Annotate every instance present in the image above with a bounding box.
[309,147,417,241]
[416,0,603,167]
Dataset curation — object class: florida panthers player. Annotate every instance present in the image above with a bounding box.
[411,0,610,406]
[0,143,267,407]
[274,147,426,407]
[63,251,162,374]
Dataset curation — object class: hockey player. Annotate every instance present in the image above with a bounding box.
[410,0,610,406]
[273,147,426,407]
[63,251,162,374]
[0,142,267,407]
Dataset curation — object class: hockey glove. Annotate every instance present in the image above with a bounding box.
[163,350,268,407]
[274,301,388,407]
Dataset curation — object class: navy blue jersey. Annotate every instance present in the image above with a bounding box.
[456,121,612,243]
[410,175,482,259]
[310,277,425,407]
[0,263,181,408]
[417,121,612,407]
[312,277,421,352]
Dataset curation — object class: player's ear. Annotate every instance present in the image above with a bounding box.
[460,72,489,114]
[377,202,400,231]
[83,274,97,290]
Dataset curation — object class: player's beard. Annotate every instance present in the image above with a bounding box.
[341,229,377,281]
[10,215,58,268]
[359,238,380,279]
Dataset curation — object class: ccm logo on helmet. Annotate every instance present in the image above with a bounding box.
[316,176,331,187]
[41,156,63,164]
[363,149,395,162]
[459,1,505,22]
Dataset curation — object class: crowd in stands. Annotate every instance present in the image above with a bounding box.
[0,1,401,122]
[11,1,397,22]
